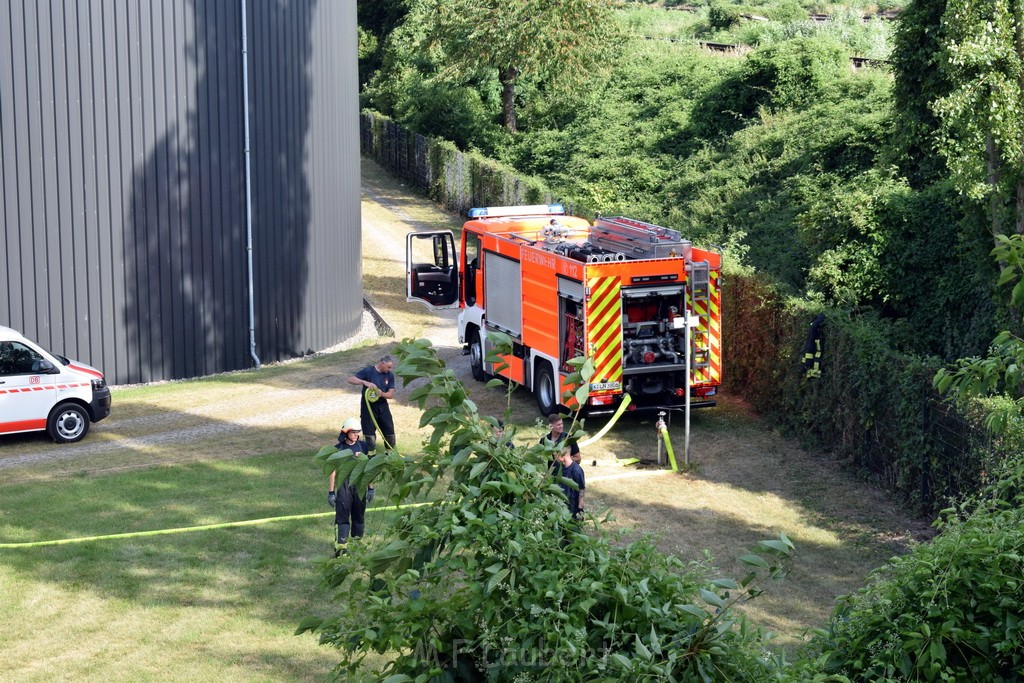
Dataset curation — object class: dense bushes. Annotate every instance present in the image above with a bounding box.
[504,42,739,218]
[798,449,1024,680]
[740,37,850,110]
[809,506,1024,680]
[708,1,746,30]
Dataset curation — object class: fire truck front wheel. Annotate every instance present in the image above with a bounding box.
[469,329,486,382]
[535,362,558,417]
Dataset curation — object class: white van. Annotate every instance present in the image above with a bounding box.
[0,326,112,443]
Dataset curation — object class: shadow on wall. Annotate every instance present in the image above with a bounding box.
[123,1,316,383]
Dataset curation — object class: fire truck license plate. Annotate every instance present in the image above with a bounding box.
[589,382,621,392]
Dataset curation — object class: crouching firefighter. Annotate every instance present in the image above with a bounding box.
[327,417,376,555]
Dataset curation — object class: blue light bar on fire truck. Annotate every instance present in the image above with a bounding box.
[467,204,565,219]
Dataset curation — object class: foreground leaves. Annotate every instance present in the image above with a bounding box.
[304,338,795,681]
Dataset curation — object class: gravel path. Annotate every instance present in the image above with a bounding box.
[0,166,462,473]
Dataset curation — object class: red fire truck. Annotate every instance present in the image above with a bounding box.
[405,205,721,416]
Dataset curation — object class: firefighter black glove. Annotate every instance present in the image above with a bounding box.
[365,487,375,504]
[574,508,585,522]
[327,491,336,508]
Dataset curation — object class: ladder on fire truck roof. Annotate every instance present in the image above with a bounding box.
[588,217,692,260]
[688,260,712,371]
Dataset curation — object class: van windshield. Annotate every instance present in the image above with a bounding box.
[54,354,70,365]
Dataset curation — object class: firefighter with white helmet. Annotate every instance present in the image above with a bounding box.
[327,416,375,553]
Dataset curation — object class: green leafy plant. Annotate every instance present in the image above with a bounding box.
[299,338,795,681]
[935,234,1024,433]
[708,1,746,31]
[802,467,1024,681]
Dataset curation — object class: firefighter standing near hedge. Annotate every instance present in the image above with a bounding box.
[802,314,825,379]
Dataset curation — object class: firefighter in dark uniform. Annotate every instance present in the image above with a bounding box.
[347,354,397,452]
[802,314,825,379]
[327,417,375,553]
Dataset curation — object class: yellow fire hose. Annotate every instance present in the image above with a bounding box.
[0,502,429,549]
[578,393,632,448]
[660,423,679,473]
[6,390,644,549]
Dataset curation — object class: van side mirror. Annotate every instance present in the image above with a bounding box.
[32,359,57,374]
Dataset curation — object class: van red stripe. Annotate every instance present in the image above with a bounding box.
[0,419,47,434]
[0,383,90,394]
[67,363,103,379]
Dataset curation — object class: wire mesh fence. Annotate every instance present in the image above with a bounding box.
[359,111,569,218]
[922,397,995,508]
[361,112,432,191]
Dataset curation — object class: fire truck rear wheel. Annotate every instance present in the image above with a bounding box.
[535,362,558,417]
[469,329,486,382]
[47,402,91,443]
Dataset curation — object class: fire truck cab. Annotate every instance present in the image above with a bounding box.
[406,205,721,416]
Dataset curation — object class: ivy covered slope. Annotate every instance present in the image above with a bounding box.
[506,33,996,358]
[362,1,998,360]
[298,339,795,682]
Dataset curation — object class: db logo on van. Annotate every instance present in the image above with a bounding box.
[29,376,40,385]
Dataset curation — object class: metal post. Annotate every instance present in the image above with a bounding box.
[240,0,260,369]
[684,298,691,466]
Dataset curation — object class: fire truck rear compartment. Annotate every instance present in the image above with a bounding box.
[618,288,716,411]
[622,293,685,370]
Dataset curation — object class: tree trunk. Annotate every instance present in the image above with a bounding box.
[1018,178,1024,235]
[988,134,1006,245]
[500,66,519,134]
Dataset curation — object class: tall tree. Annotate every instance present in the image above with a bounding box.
[357,0,412,86]
[928,1,1024,427]
[931,0,1024,243]
[888,0,953,187]
[931,3,1024,425]
[426,0,619,133]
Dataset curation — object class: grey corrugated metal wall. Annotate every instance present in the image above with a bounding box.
[0,0,361,385]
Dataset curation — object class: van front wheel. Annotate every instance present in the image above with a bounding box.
[48,402,90,443]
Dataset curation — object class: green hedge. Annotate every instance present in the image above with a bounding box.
[724,270,997,512]
[361,110,565,216]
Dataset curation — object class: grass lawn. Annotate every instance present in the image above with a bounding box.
[0,452,418,681]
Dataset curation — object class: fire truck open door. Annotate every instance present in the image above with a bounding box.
[406,231,460,309]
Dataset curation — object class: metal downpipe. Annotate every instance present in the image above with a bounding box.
[241,0,260,369]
